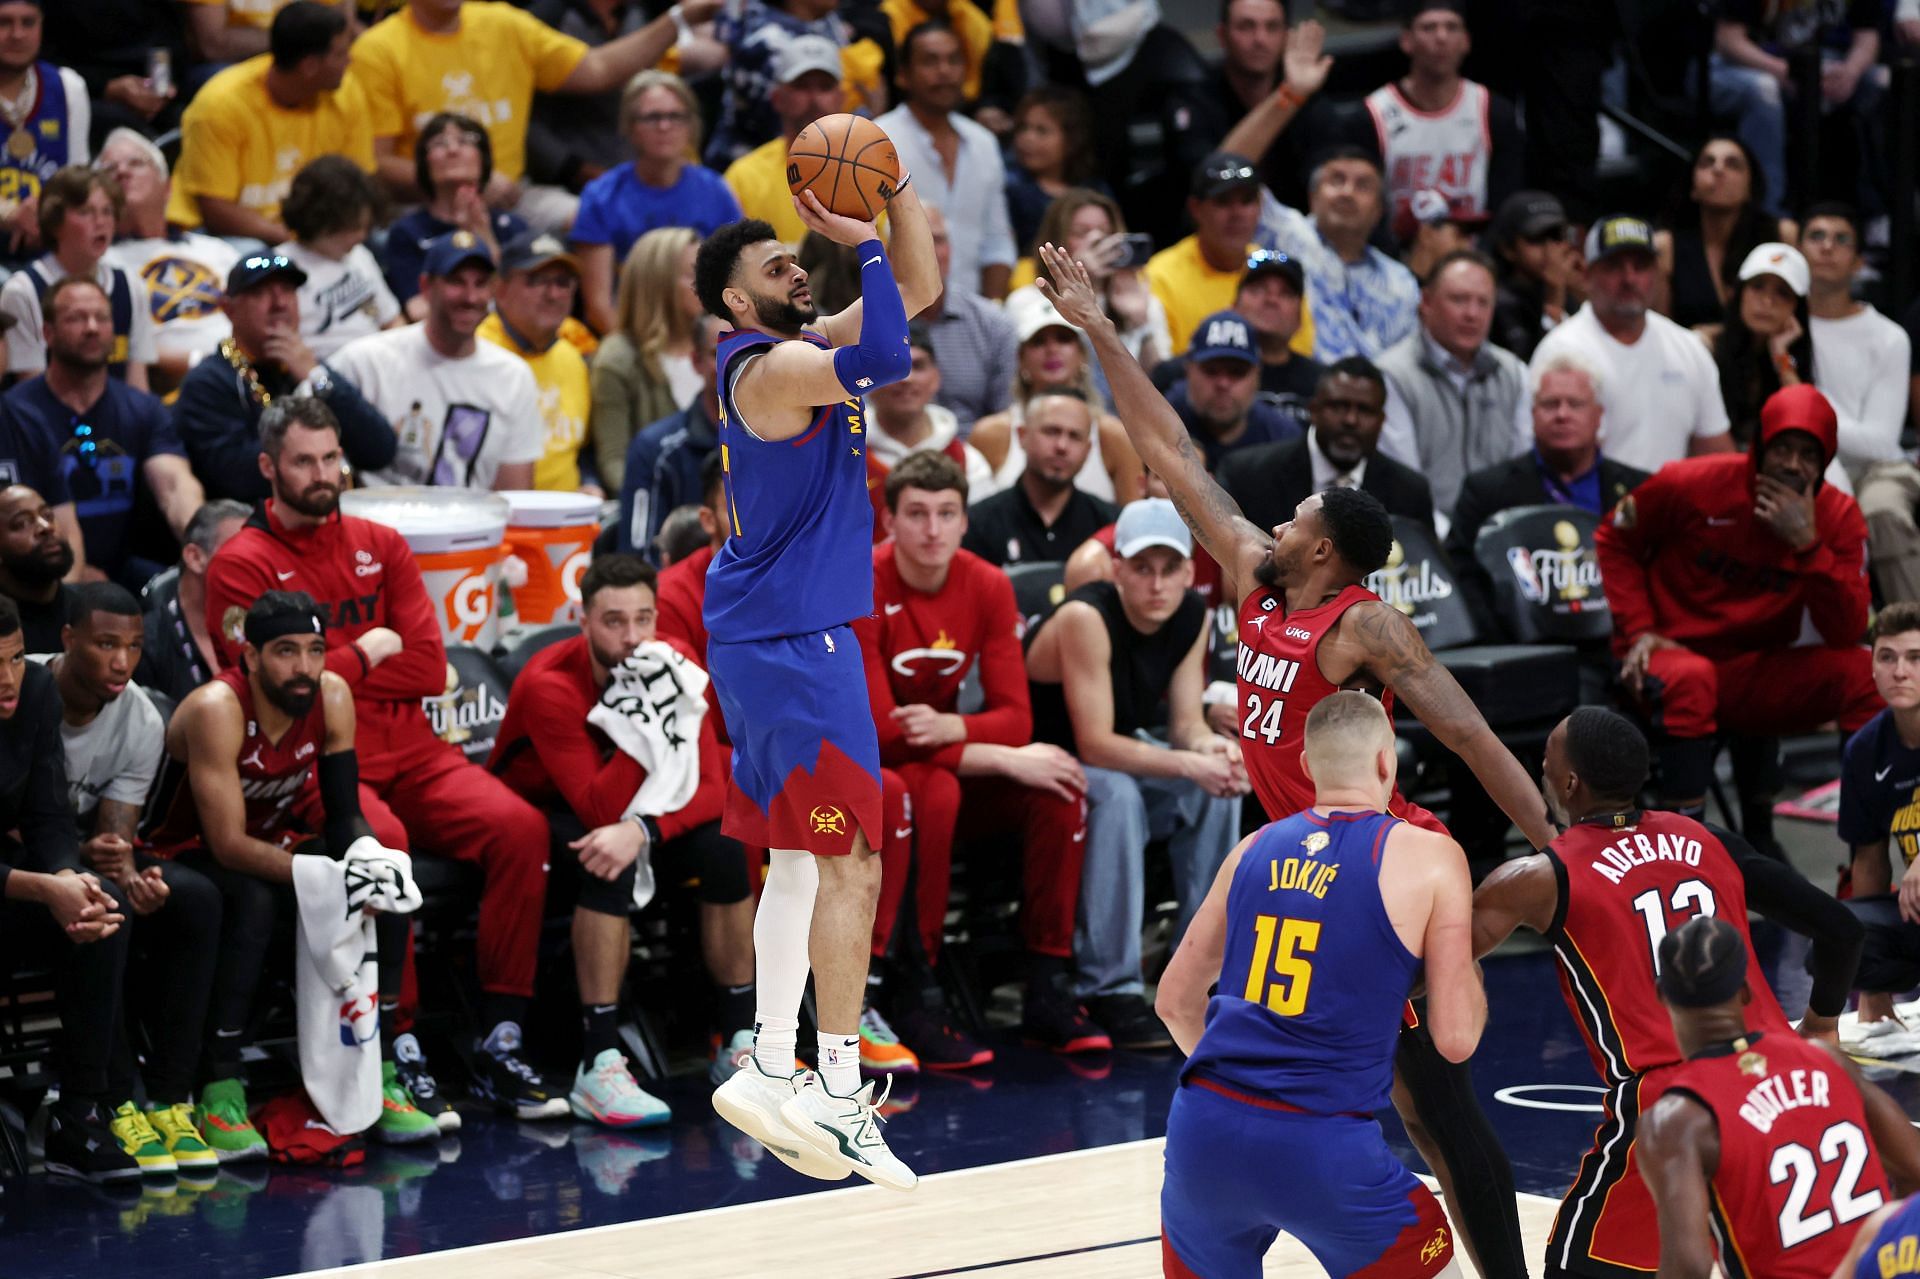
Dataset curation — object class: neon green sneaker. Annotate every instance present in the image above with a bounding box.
[374,1061,442,1144]
[196,1078,267,1163]
[110,1101,177,1176]
[146,1101,220,1171]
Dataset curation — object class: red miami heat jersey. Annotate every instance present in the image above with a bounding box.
[1550,811,1791,1087]
[145,668,326,852]
[1666,1033,1891,1279]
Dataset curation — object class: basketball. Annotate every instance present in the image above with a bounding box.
[786,113,901,221]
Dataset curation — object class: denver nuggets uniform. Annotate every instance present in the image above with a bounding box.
[1161,809,1454,1279]
[1856,1195,1920,1279]
[703,325,884,855]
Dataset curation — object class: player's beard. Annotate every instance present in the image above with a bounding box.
[277,472,341,519]
[590,639,636,675]
[750,286,816,333]
[261,671,320,717]
[1253,542,1292,589]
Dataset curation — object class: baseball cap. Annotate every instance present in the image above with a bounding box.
[1582,215,1656,264]
[1114,498,1192,559]
[1007,288,1080,346]
[1187,310,1257,365]
[1243,248,1304,293]
[226,252,309,295]
[499,230,580,277]
[422,229,497,278]
[1191,151,1260,201]
[1736,242,1809,297]
[773,34,843,84]
[1490,190,1566,246]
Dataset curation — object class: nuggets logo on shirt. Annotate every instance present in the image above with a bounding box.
[140,256,223,324]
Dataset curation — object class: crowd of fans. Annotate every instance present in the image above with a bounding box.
[0,0,1918,1189]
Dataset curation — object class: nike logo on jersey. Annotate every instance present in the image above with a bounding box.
[893,826,912,840]
[278,570,297,581]
[884,603,904,615]
[1878,766,1894,781]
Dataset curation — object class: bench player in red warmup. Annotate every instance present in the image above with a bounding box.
[698,176,939,1190]
[1040,239,1546,1277]
[1639,916,1920,1279]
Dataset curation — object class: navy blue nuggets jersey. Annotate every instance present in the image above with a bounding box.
[704,327,876,643]
[1858,1197,1920,1279]
[1182,809,1419,1115]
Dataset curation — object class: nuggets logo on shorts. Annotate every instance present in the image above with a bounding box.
[811,806,846,835]
[1420,1229,1449,1264]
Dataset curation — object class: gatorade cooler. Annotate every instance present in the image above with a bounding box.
[501,491,602,625]
[340,488,510,649]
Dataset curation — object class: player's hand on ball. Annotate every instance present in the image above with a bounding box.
[793,189,879,248]
[1035,243,1111,333]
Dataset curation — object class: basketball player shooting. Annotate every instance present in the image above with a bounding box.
[697,170,937,1191]
[1038,242,1549,1278]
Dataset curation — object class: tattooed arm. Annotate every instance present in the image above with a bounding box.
[1037,243,1272,599]
[1350,601,1557,850]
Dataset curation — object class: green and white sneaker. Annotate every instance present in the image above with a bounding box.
[779,1073,917,1192]
[711,1054,848,1182]
[145,1101,219,1171]
[110,1101,177,1176]
[374,1061,442,1144]
[195,1078,267,1163]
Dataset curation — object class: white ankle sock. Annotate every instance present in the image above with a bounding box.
[752,849,818,1077]
[817,1032,861,1095]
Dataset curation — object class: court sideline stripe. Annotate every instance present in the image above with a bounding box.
[884,1234,1161,1278]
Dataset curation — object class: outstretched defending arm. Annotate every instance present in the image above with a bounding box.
[1036,243,1272,598]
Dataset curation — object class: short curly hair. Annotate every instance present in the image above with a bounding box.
[1315,485,1393,575]
[694,218,782,322]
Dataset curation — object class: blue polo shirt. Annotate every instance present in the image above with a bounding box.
[3,374,182,579]
[571,164,743,262]
[1839,708,1920,870]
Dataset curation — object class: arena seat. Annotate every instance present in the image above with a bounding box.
[1469,506,1614,647]
[1005,561,1067,637]
[496,623,575,686]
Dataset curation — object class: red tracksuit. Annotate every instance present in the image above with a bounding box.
[205,501,549,998]
[853,542,1086,961]
[1594,405,1879,742]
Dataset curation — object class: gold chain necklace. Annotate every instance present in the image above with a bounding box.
[221,338,272,408]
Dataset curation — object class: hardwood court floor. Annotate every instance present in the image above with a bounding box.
[297,1138,1563,1279]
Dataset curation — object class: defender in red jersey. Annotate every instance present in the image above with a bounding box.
[1041,240,1547,1279]
[1639,917,1920,1279]
[1473,709,1867,1279]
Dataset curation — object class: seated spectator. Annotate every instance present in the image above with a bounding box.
[1595,385,1880,825]
[1023,498,1244,1046]
[380,114,529,321]
[722,36,848,249]
[1401,191,1481,282]
[654,504,709,567]
[1840,604,1920,1025]
[879,0,999,118]
[1361,2,1520,242]
[5,278,202,588]
[1531,216,1733,473]
[1165,310,1303,470]
[479,233,593,494]
[653,452,725,654]
[165,2,371,243]
[878,22,1016,300]
[919,204,1019,434]
[1063,470,1226,610]
[0,483,75,651]
[1447,353,1648,639]
[99,128,240,392]
[1003,87,1106,256]
[1,166,155,389]
[135,498,252,703]
[708,0,887,166]
[1145,154,1275,360]
[1013,189,1167,372]
[864,325,991,523]
[854,451,1105,1062]
[353,0,715,235]
[1706,243,1813,447]
[1801,205,1919,600]
[38,582,222,1174]
[0,592,138,1183]
[595,228,705,497]
[1488,190,1575,362]
[276,156,403,361]
[173,254,397,502]
[962,387,1117,568]
[1253,147,1421,363]
[1220,355,1434,538]
[618,316,718,557]
[1654,136,1787,330]
[1375,250,1529,525]
[329,233,541,491]
[490,553,758,1107]
[968,290,1143,502]
[574,71,741,335]
[205,398,562,1129]
[144,589,438,1155]
[1150,250,1321,430]
[0,0,92,267]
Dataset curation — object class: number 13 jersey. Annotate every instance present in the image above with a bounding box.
[1549,811,1789,1088]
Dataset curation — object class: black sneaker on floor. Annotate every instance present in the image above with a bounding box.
[1022,976,1113,1054]
[41,1098,141,1182]
[392,1033,461,1134]
[472,1022,569,1120]
[892,1005,995,1070]
[1085,993,1175,1051]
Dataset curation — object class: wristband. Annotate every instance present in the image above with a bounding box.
[1276,83,1306,111]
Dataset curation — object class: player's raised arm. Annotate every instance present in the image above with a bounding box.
[1036,243,1272,596]
[1350,601,1558,850]
[1636,1094,1721,1279]
[815,181,941,340]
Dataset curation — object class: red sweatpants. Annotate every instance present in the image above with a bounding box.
[299,735,550,998]
[874,763,1087,962]
[1639,644,1880,741]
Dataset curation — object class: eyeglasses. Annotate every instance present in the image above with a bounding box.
[634,111,691,128]
[1803,228,1856,247]
[1246,249,1294,273]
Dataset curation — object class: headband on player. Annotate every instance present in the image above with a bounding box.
[244,594,327,650]
[1656,917,1748,1008]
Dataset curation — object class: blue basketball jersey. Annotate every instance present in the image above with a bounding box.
[703,327,875,643]
[1856,1196,1920,1279]
[0,63,75,211]
[1182,809,1419,1115]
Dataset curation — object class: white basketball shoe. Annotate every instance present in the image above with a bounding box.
[779,1073,918,1192]
[711,1056,849,1181]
